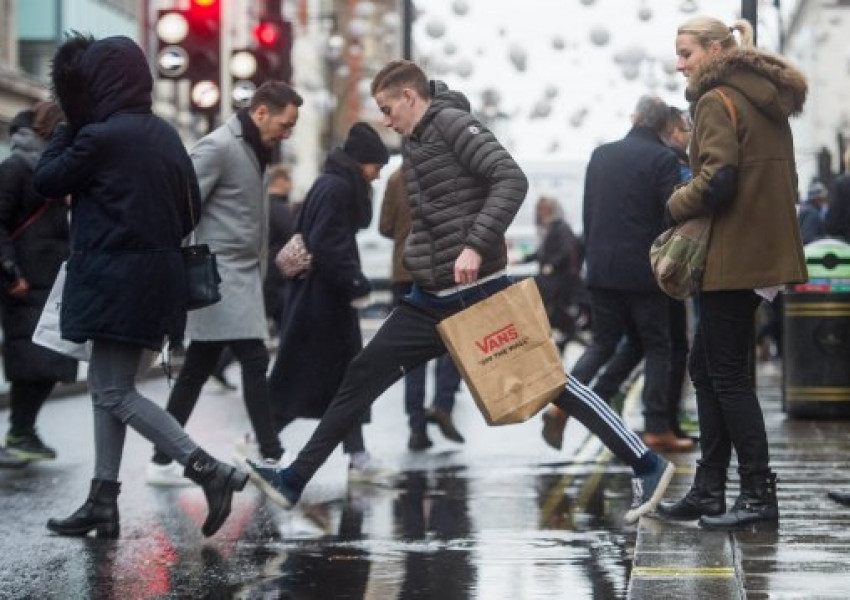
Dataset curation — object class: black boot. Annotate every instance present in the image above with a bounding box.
[657,465,726,520]
[184,448,249,537]
[699,471,779,530]
[47,479,121,538]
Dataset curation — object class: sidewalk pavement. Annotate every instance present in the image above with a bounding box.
[627,362,850,599]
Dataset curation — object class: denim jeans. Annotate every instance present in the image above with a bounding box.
[89,340,197,480]
[404,354,462,433]
[689,289,769,475]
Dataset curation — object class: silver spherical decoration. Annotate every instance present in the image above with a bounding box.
[552,36,565,51]
[509,45,527,72]
[426,18,447,39]
[452,0,470,16]
[589,27,610,47]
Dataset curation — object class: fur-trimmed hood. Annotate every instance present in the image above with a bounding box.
[686,49,807,121]
[50,35,152,131]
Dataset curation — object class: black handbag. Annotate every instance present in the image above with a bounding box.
[182,243,222,310]
[182,185,222,310]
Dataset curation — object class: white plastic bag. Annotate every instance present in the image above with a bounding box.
[32,262,92,361]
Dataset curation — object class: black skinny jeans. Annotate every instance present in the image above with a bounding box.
[289,286,649,483]
[8,380,56,435]
[153,339,283,462]
[689,289,769,475]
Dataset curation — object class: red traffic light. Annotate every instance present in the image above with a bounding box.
[254,22,280,48]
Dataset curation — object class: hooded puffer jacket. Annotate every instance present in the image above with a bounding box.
[34,36,201,349]
[401,81,528,292]
[668,49,808,291]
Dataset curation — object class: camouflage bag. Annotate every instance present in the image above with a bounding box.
[649,215,712,300]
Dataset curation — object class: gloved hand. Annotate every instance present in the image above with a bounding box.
[1,260,28,296]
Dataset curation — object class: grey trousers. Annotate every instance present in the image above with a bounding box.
[89,339,197,481]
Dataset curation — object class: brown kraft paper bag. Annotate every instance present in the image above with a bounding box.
[437,278,567,425]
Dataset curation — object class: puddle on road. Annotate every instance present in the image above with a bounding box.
[29,466,637,599]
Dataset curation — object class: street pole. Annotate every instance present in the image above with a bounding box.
[742,0,758,46]
[402,0,413,60]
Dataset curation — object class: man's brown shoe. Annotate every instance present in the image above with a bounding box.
[427,408,465,443]
[541,409,568,450]
[642,431,696,453]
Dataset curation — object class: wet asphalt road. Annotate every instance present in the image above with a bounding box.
[0,343,639,599]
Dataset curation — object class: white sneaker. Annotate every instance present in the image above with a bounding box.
[145,461,192,487]
[233,432,262,465]
[347,452,399,486]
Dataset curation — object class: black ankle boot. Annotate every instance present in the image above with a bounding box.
[47,479,121,538]
[184,448,249,537]
[657,465,726,520]
[699,471,779,530]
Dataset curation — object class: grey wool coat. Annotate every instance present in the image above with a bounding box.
[185,115,270,341]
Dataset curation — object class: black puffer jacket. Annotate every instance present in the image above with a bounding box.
[0,126,77,382]
[402,81,528,292]
[34,36,201,349]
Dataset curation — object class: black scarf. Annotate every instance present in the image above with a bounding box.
[237,109,272,172]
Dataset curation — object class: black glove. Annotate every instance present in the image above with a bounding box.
[1,259,23,287]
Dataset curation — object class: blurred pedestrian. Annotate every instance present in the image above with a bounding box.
[379,166,464,451]
[246,59,674,525]
[528,195,583,355]
[264,165,295,334]
[0,101,77,464]
[543,95,693,454]
[146,81,300,486]
[34,34,248,538]
[266,122,391,481]
[825,149,850,241]
[798,180,827,244]
[657,16,807,530]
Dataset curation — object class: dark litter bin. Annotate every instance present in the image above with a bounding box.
[783,238,850,418]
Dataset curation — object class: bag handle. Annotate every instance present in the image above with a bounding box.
[713,87,738,133]
[9,198,54,242]
[187,182,198,246]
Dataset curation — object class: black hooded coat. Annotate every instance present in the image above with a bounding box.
[269,149,372,422]
[34,36,201,349]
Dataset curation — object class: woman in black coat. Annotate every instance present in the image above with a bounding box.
[0,101,76,462]
[33,34,247,539]
[269,123,388,478]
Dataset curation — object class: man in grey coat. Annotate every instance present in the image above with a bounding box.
[147,81,302,485]
[247,60,675,526]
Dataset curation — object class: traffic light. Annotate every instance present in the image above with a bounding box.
[154,0,221,114]
[228,15,293,109]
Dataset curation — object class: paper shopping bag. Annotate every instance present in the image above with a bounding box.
[437,278,566,425]
[32,262,92,361]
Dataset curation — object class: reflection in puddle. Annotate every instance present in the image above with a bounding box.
[230,466,634,599]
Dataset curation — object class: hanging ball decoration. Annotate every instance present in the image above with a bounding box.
[382,12,400,31]
[348,18,369,39]
[544,85,559,99]
[456,59,474,78]
[638,5,652,21]
[622,63,640,80]
[425,18,446,39]
[444,42,458,56]
[679,0,699,14]
[589,27,610,47]
[552,36,565,51]
[452,0,470,16]
[579,0,595,6]
[530,100,552,119]
[354,1,376,19]
[509,44,527,72]
[662,58,678,75]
